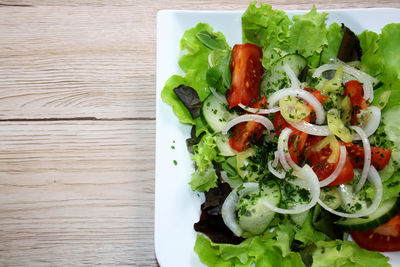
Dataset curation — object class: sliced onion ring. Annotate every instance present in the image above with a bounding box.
[283,63,301,89]
[221,182,259,237]
[209,86,228,105]
[268,161,286,179]
[238,103,280,114]
[312,62,373,102]
[354,106,381,141]
[267,88,325,124]
[317,166,382,218]
[262,164,320,214]
[277,128,293,171]
[289,120,332,136]
[319,146,347,187]
[222,114,275,140]
[351,126,371,191]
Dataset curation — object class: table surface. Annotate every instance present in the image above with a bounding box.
[0,0,399,266]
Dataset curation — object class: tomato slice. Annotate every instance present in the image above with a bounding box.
[302,88,327,123]
[306,136,354,186]
[229,97,267,152]
[273,112,308,164]
[304,87,327,104]
[344,143,392,170]
[344,80,368,125]
[227,43,263,108]
[273,111,291,136]
[288,130,308,165]
[351,212,400,252]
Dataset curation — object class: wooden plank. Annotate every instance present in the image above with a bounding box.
[0,6,154,120]
[0,120,156,266]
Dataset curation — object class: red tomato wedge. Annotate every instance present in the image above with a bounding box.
[288,130,308,165]
[303,88,327,123]
[229,97,267,152]
[306,136,354,186]
[351,212,400,252]
[304,87,327,104]
[344,80,368,125]
[344,143,392,170]
[273,112,308,164]
[227,43,263,108]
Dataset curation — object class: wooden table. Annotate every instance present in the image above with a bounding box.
[0,0,398,266]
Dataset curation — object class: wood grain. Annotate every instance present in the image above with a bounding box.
[0,1,398,266]
[0,120,154,266]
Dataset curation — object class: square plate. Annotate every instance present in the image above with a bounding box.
[155,8,400,267]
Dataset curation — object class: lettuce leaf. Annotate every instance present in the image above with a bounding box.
[192,131,219,171]
[320,23,343,65]
[358,30,383,77]
[189,163,218,192]
[312,240,390,267]
[161,75,194,124]
[180,23,229,101]
[241,1,292,69]
[162,23,230,124]
[294,211,327,246]
[194,234,305,267]
[288,6,328,67]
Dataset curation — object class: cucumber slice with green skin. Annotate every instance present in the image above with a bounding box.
[291,211,309,226]
[236,180,281,236]
[260,54,308,96]
[336,197,400,231]
[201,94,238,133]
[320,187,342,210]
[215,133,236,156]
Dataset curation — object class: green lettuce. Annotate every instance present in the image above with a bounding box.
[191,131,219,171]
[288,6,328,67]
[241,1,292,69]
[312,240,390,267]
[161,75,194,124]
[194,233,305,267]
[161,23,230,124]
[320,23,343,65]
[179,23,230,101]
[189,163,218,192]
[358,30,383,77]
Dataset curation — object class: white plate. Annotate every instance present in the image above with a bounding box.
[155,8,400,267]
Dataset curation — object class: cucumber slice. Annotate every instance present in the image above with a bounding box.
[336,197,400,231]
[215,133,236,156]
[260,54,308,96]
[237,180,281,236]
[291,211,309,226]
[320,187,342,210]
[201,94,238,133]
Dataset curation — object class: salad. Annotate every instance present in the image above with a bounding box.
[161,2,400,266]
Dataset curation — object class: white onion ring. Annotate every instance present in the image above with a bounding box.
[273,151,279,167]
[221,182,259,237]
[354,106,381,141]
[222,114,275,141]
[351,126,371,191]
[278,128,302,172]
[319,146,347,187]
[283,63,301,89]
[317,166,382,218]
[277,127,293,171]
[289,120,332,136]
[268,161,286,179]
[312,62,373,102]
[267,88,325,124]
[238,103,280,114]
[262,164,320,214]
[209,87,228,105]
